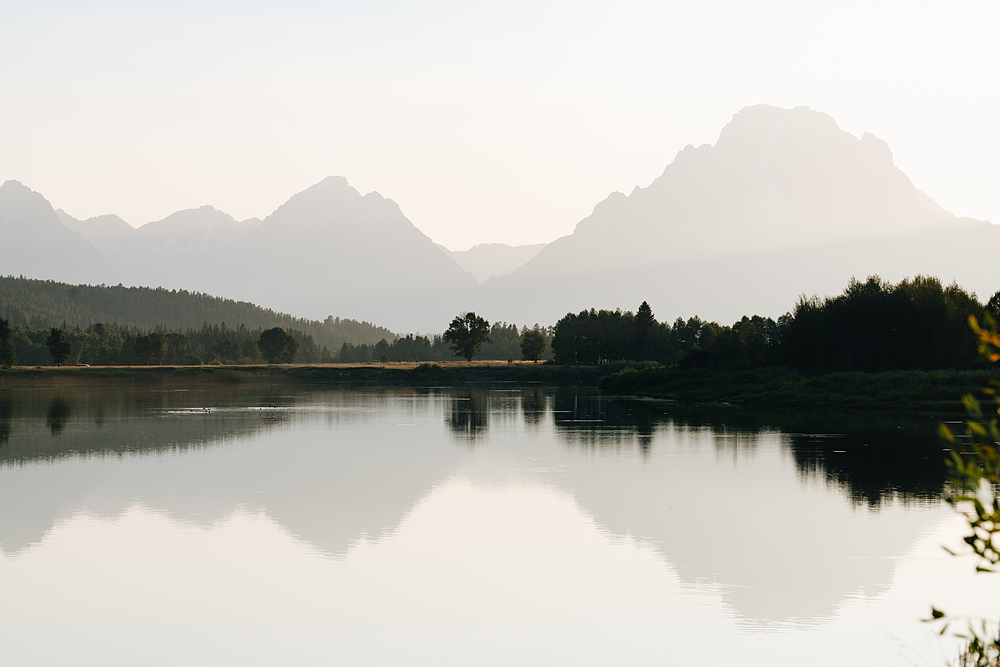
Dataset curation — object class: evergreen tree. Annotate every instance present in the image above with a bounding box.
[635,300,656,356]
[987,290,1000,321]
[0,319,15,369]
[45,328,72,366]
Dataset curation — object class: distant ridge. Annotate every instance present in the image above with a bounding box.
[437,242,546,283]
[0,276,394,350]
[479,104,998,325]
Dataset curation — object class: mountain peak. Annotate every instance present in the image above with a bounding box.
[0,180,51,210]
[1,179,31,193]
[318,175,351,188]
[0,180,63,230]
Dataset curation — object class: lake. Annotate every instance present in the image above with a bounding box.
[0,385,995,666]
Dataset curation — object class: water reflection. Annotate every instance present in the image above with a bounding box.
[45,396,71,436]
[549,393,950,508]
[519,386,547,426]
[0,395,11,447]
[0,386,952,506]
[0,385,960,631]
[445,390,490,440]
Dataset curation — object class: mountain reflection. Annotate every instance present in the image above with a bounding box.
[0,385,956,627]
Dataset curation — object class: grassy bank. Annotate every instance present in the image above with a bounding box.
[600,365,998,412]
[1,362,988,413]
[0,361,655,388]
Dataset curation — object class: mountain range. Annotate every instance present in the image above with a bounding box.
[3,104,997,332]
[479,104,997,325]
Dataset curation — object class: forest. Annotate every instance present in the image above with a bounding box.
[0,276,393,351]
[552,275,996,372]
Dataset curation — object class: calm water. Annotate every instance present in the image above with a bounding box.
[0,385,995,666]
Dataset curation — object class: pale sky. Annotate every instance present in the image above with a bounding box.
[2,0,997,250]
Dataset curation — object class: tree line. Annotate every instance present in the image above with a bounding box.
[0,275,393,351]
[0,318,554,368]
[552,276,995,372]
[0,321,328,368]
[335,322,552,364]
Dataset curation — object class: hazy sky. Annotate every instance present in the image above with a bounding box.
[3,0,997,250]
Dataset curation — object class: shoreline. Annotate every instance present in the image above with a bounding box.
[0,362,984,415]
[0,361,608,388]
[599,365,994,414]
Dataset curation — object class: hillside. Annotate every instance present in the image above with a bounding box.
[0,276,394,350]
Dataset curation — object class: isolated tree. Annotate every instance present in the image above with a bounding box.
[258,327,298,364]
[443,312,491,362]
[0,318,15,369]
[46,328,72,366]
[519,324,547,362]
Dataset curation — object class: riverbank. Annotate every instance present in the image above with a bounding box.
[0,361,637,388]
[0,362,988,413]
[600,365,996,412]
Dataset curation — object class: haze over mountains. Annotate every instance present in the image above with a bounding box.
[437,243,547,284]
[5,177,481,332]
[480,104,997,325]
[2,104,997,332]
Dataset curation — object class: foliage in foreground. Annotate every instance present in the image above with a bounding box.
[936,315,1000,666]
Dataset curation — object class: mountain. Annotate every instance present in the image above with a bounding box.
[0,181,117,286]
[12,105,998,332]
[131,206,257,256]
[479,105,999,326]
[51,178,477,332]
[56,210,135,259]
[438,242,547,283]
[174,176,478,332]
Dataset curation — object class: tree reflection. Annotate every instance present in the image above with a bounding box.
[549,392,949,508]
[0,395,11,447]
[520,388,547,426]
[0,385,953,509]
[445,390,490,441]
[785,427,946,507]
[46,397,71,436]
